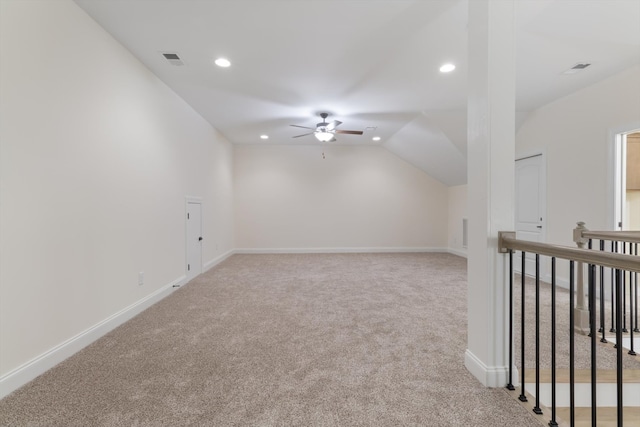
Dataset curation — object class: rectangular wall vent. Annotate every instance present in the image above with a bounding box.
[462,218,468,248]
[162,52,185,66]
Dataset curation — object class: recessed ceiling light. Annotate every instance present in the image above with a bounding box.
[214,58,231,68]
[439,63,456,73]
[372,136,381,141]
[260,135,269,140]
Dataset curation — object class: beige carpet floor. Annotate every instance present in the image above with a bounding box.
[0,253,560,426]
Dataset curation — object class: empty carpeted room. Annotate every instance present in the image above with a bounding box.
[1,1,639,426]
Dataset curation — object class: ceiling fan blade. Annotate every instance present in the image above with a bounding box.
[326,120,342,131]
[292,132,314,138]
[335,130,364,135]
[290,124,315,130]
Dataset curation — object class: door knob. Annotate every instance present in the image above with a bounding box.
[199,237,203,241]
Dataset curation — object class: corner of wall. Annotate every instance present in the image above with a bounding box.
[464,349,509,388]
[0,275,184,400]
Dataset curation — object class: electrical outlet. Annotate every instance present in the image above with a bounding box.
[138,272,144,286]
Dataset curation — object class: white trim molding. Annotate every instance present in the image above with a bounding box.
[184,195,203,203]
[464,349,510,388]
[234,247,449,254]
[447,248,468,258]
[607,122,640,229]
[0,275,185,399]
[202,249,235,273]
[1,248,237,399]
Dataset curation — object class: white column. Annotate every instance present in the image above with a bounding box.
[465,0,516,387]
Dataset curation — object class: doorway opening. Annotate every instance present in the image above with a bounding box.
[614,130,640,231]
[514,152,546,275]
[186,197,203,282]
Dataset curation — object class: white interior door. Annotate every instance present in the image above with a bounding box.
[515,154,546,275]
[186,201,202,281]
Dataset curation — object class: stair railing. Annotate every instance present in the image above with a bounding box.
[499,231,640,427]
[573,222,640,355]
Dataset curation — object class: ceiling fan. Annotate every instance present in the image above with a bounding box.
[290,113,364,142]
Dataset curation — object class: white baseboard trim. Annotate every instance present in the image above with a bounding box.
[203,249,235,272]
[447,248,467,258]
[515,270,571,291]
[464,349,509,388]
[0,275,185,400]
[542,273,570,290]
[234,247,448,254]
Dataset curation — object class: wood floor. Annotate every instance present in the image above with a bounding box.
[524,368,640,383]
[555,407,640,427]
[508,369,640,427]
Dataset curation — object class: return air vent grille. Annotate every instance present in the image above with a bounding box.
[562,62,591,74]
[162,52,185,66]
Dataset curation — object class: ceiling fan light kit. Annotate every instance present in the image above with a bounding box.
[315,131,334,142]
[291,112,364,142]
[214,57,231,67]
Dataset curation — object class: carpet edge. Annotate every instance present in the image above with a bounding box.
[0,275,184,399]
[234,247,449,254]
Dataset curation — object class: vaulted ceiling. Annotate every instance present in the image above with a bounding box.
[74,0,640,186]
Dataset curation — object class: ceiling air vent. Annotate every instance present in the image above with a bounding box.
[162,52,184,66]
[562,62,591,75]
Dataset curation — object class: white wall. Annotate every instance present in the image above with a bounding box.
[517,65,640,282]
[0,0,234,390]
[518,65,640,243]
[447,184,468,257]
[234,144,448,251]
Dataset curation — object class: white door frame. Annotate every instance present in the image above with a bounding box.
[514,150,547,275]
[185,196,203,281]
[614,133,627,230]
[607,122,640,230]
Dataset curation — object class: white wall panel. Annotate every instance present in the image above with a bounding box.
[234,145,448,250]
[0,0,234,384]
[516,65,640,283]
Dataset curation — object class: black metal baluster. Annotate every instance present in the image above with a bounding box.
[615,268,624,427]
[589,264,597,426]
[549,257,558,427]
[519,252,527,403]
[569,261,575,427]
[534,254,542,415]
[630,261,636,355]
[611,241,616,333]
[623,242,628,333]
[635,243,639,334]
[587,239,595,320]
[633,241,639,365]
[599,240,607,343]
[507,249,516,390]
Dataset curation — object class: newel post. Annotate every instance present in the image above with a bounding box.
[573,221,590,334]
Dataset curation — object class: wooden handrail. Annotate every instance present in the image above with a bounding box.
[573,221,640,244]
[498,231,640,273]
[581,230,640,244]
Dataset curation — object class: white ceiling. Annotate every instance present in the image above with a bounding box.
[74,0,640,186]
